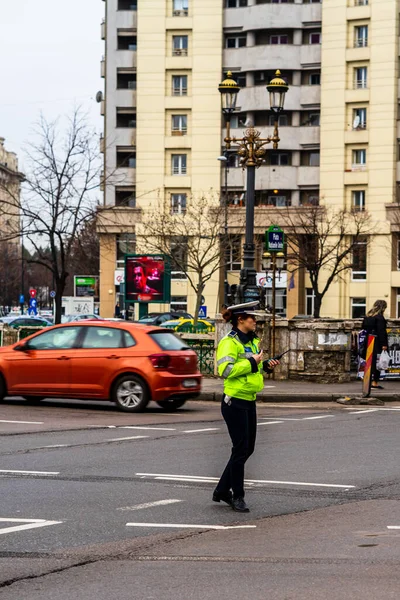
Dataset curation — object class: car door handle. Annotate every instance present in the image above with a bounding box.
[107,354,120,359]
[57,356,71,361]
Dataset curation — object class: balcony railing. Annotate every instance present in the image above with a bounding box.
[171,128,187,136]
[172,48,188,56]
[173,9,188,16]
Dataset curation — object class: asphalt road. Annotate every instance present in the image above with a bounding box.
[0,397,399,599]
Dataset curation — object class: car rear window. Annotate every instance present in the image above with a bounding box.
[148,331,189,351]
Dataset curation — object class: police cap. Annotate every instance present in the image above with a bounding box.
[227,301,260,318]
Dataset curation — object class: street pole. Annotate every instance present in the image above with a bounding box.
[272,253,276,358]
[20,229,24,315]
[240,165,259,303]
[223,157,229,307]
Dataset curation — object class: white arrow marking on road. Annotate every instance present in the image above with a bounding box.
[126,523,256,530]
[0,469,59,476]
[136,473,355,489]
[0,518,62,535]
[182,428,220,433]
[106,435,148,442]
[117,499,183,511]
[0,420,44,425]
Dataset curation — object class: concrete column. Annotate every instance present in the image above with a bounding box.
[246,71,254,87]
[99,233,117,318]
[291,190,300,207]
[292,112,300,127]
[247,31,256,48]
[292,71,301,86]
[247,0,257,6]
[292,151,300,167]
[293,30,302,46]
[246,111,255,127]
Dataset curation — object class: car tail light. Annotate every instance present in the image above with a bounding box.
[149,354,171,369]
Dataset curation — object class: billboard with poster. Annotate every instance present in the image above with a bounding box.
[74,276,99,301]
[124,255,171,303]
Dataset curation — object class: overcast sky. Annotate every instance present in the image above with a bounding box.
[0,0,104,170]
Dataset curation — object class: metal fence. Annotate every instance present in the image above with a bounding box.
[183,336,215,375]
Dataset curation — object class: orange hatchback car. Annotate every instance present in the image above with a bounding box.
[0,322,202,412]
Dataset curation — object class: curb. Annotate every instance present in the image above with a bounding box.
[197,392,400,403]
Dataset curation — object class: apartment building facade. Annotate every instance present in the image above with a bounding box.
[99,0,400,319]
[0,137,22,242]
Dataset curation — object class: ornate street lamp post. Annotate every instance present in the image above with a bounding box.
[218,70,288,304]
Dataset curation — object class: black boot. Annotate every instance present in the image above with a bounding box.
[232,497,249,512]
[212,489,233,506]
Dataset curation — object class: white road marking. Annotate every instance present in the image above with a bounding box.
[43,445,69,448]
[117,499,182,512]
[126,522,256,530]
[106,435,148,442]
[259,417,302,421]
[118,426,176,431]
[301,415,335,420]
[258,421,285,426]
[387,526,400,530]
[0,420,44,425]
[348,409,379,415]
[182,428,220,433]
[136,473,355,489]
[0,469,59,476]
[0,518,62,535]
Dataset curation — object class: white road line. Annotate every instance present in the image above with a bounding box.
[259,417,302,421]
[106,435,148,442]
[182,428,220,434]
[118,426,177,431]
[0,469,59,476]
[117,499,183,511]
[387,526,400,530]
[301,415,335,420]
[348,409,379,415]
[126,522,256,530]
[136,473,355,489]
[0,420,44,425]
[0,518,62,536]
[43,445,69,448]
[258,421,285,426]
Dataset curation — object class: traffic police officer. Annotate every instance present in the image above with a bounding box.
[213,301,279,513]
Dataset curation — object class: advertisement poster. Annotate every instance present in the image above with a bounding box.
[357,328,400,380]
[125,255,171,304]
[74,276,99,301]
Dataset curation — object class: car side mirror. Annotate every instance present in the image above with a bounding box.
[14,343,28,352]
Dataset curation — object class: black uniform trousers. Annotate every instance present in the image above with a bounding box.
[216,396,257,499]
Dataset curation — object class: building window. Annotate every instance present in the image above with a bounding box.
[117,34,137,51]
[351,297,366,318]
[268,114,288,126]
[117,71,136,89]
[301,112,320,126]
[172,154,187,175]
[171,115,187,135]
[116,234,136,266]
[267,195,289,207]
[226,0,248,6]
[355,0,368,5]
[225,237,241,271]
[172,35,188,56]
[171,237,188,279]
[172,75,188,96]
[306,288,315,316]
[354,67,368,89]
[269,34,288,45]
[116,148,136,168]
[352,190,365,212]
[300,191,319,206]
[116,109,136,128]
[301,151,320,167]
[115,188,136,207]
[270,152,290,166]
[118,0,137,9]
[352,236,367,281]
[171,296,188,311]
[354,25,368,47]
[309,72,321,85]
[352,149,367,169]
[171,193,187,214]
[353,107,367,129]
[397,239,400,270]
[226,35,247,48]
[309,32,321,44]
[255,190,291,207]
[173,0,189,16]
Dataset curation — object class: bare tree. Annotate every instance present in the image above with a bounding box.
[139,196,239,325]
[0,110,101,323]
[281,205,373,317]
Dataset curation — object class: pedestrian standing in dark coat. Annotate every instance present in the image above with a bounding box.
[362,299,388,389]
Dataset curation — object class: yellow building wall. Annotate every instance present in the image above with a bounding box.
[320,0,398,318]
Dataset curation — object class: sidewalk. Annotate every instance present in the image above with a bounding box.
[199,377,400,403]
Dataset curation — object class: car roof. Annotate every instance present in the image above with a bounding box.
[44,321,162,333]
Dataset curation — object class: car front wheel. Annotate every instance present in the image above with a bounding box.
[112,375,149,412]
[156,398,187,411]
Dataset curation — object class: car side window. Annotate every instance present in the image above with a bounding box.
[122,330,136,348]
[26,326,81,350]
[81,327,123,349]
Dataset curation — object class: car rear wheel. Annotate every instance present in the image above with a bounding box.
[23,396,45,404]
[113,375,149,412]
[156,398,187,411]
